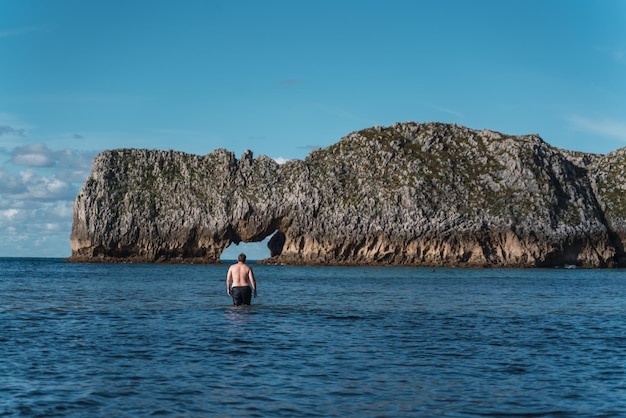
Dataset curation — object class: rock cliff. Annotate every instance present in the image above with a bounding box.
[69,122,626,267]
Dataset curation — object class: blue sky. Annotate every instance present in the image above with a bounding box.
[1,0,625,259]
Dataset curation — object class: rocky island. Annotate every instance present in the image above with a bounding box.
[68,122,626,267]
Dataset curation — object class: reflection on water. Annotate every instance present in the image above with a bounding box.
[224,305,256,330]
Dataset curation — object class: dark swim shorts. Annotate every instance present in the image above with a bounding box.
[231,286,252,306]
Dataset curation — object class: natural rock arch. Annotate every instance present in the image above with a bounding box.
[69,122,626,267]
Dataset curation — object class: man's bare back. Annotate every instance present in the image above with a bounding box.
[226,253,257,305]
[228,262,254,287]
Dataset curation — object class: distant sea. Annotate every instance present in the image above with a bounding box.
[1,258,625,417]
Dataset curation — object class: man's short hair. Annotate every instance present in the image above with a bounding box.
[238,253,246,262]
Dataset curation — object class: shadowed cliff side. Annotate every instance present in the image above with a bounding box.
[69,122,626,267]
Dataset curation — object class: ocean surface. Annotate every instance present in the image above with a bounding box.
[1,258,625,417]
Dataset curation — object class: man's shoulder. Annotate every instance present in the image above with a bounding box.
[231,262,249,270]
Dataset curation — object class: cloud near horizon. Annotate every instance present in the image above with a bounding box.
[3,144,96,201]
[10,142,95,170]
[11,143,56,167]
[0,143,97,256]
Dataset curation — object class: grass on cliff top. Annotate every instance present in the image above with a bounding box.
[306,123,590,221]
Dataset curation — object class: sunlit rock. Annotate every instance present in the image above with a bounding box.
[68,122,626,267]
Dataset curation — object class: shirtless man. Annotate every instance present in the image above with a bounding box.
[226,253,257,306]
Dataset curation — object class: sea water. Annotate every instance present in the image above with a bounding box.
[1,258,625,417]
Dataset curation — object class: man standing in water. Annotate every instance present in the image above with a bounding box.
[226,253,257,306]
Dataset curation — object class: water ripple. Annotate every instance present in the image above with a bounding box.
[1,260,626,416]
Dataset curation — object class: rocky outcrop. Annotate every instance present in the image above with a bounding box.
[69,122,626,267]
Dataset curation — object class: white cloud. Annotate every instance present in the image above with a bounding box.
[47,201,74,218]
[569,116,626,143]
[273,156,291,164]
[0,218,72,257]
[12,152,54,167]
[0,143,96,256]
[44,177,72,197]
[0,208,20,221]
[6,142,96,180]
[56,147,97,172]
[45,223,61,231]
[0,201,76,257]
[1,228,29,245]
[7,169,75,201]
[11,143,58,167]
[0,169,28,194]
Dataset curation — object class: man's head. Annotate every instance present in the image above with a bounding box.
[238,253,247,263]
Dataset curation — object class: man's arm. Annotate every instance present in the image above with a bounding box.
[226,267,233,295]
[248,268,257,298]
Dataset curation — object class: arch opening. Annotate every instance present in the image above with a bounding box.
[220,230,284,262]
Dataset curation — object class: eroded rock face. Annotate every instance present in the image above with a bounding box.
[69,122,626,267]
